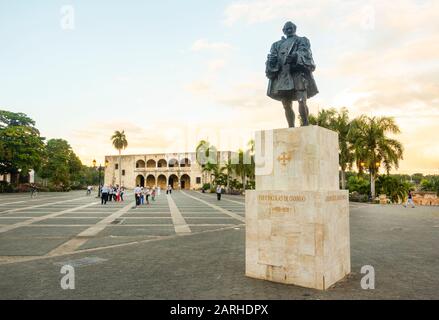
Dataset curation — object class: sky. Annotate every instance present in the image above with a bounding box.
[0,0,438,174]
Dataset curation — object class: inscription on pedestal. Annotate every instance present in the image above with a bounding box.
[257,194,306,202]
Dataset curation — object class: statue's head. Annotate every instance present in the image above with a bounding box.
[282,21,296,37]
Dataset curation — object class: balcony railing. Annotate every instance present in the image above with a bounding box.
[134,166,192,172]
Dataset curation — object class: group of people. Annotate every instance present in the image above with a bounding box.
[133,185,161,207]
[100,185,125,205]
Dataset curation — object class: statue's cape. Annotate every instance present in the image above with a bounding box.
[266,36,319,101]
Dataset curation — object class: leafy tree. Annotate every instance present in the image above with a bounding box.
[0,110,45,183]
[76,165,100,186]
[348,116,404,199]
[411,173,424,185]
[111,130,128,187]
[420,176,439,195]
[0,111,35,128]
[39,139,82,188]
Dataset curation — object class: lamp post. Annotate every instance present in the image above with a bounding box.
[93,159,109,198]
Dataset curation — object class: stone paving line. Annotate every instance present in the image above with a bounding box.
[47,203,133,256]
[169,193,213,234]
[0,196,93,215]
[0,194,73,202]
[198,192,246,205]
[0,191,244,256]
[180,191,245,222]
[0,202,99,234]
[0,224,244,266]
[9,224,238,228]
[0,195,82,207]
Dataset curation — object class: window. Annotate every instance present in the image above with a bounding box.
[196,177,201,184]
[122,170,125,176]
[115,164,119,170]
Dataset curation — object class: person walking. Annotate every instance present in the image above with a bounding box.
[140,187,145,205]
[134,185,141,208]
[101,185,109,205]
[404,190,416,208]
[108,185,113,202]
[30,184,38,198]
[151,188,156,201]
[145,188,151,205]
[120,187,124,202]
[167,184,172,195]
[216,185,222,201]
[116,186,121,202]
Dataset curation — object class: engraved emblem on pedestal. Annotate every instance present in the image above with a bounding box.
[277,152,292,166]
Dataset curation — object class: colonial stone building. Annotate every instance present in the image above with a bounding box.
[104,151,233,190]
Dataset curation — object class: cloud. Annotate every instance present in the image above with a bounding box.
[190,39,233,52]
[207,58,227,72]
[223,0,323,26]
[184,80,212,94]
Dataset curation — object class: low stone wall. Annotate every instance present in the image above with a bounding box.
[413,192,439,206]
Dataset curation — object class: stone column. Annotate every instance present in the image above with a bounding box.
[245,126,351,290]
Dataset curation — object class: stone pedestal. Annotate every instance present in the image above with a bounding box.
[245,126,350,290]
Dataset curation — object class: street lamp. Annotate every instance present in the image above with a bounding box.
[93,159,109,198]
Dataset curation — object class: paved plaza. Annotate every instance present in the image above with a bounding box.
[0,190,438,299]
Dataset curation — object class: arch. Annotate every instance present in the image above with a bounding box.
[136,160,146,168]
[146,159,156,168]
[180,158,191,167]
[135,175,145,187]
[157,174,167,189]
[157,159,167,168]
[168,174,179,189]
[168,158,178,168]
[146,174,156,188]
[180,174,191,190]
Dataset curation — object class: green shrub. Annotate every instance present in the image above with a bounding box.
[349,192,368,202]
[347,176,370,195]
[376,175,411,203]
[0,181,15,193]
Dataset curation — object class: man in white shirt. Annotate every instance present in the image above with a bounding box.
[216,185,222,201]
[101,185,109,205]
[134,185,141,208]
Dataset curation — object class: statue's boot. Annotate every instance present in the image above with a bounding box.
[283,103,295,128]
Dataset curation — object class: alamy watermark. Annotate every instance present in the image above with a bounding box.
[60,265,75,290]
[60,5,75,30]
[360,265,375,289]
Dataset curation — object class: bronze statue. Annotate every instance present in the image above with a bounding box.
[266,22,318,127]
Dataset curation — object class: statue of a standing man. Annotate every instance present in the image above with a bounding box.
[266,22,318,127]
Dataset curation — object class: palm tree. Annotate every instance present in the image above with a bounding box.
[202,162,216,187]
[309,108,355,190]
[233,149,251,190]
[246,139,255,189]
[222,160,235,193]
[111,130,128,186]
[348,116,403,199]
[333,108,355,190]
[196,140,217,185]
